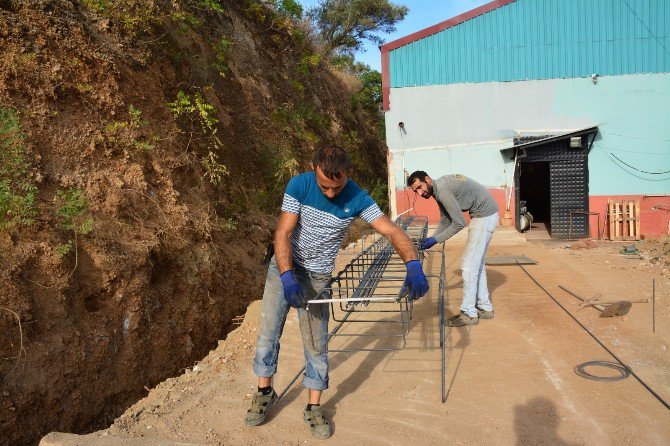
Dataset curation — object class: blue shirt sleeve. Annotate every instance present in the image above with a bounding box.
[355,190,384,223]
[281,174,307,214]
[285,175,306,201]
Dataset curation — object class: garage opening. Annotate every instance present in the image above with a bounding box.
[519,161,550,233]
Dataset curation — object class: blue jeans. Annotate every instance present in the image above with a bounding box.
[460,213,499,317]
[252,256,331,390]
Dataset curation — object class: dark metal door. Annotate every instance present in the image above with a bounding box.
[549,159,589,238]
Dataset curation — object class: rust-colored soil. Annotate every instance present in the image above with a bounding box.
[41,229,670,445]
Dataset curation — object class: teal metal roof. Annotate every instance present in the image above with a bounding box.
[389,0,670,87]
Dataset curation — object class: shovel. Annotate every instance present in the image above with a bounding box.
[558,285,647,317]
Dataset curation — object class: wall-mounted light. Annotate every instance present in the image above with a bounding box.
[591,73,600,84]
[398,122,405,129]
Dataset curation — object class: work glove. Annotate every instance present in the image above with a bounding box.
[402,260,429,301]
[280,270,306,308]
[420,237,437,250]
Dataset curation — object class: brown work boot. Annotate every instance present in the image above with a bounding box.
[446,311,479,327]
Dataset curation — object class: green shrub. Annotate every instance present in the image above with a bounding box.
[198,0,224,12]
[104,105,155,151]
[271,104,322,143]
[298,53,322,76]
[169,11,202,34]
[201,151,229,185]
[54,188,94,257]
[212,37,233,77]
[80,0,159,40]
[168,91,219,133]
[271,0,303,20]
[0,108,37,230]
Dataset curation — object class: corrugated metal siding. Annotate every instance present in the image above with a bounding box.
[390,0,670,87]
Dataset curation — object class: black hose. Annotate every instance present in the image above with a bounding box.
[574,361,630,382]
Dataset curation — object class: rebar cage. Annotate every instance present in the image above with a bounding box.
[278,215,448,402]
[306,215,429,353]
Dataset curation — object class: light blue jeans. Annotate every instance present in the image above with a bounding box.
[252,256,331,390]
[460,213,499,317]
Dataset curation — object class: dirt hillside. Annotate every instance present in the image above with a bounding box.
[0,1,387,444]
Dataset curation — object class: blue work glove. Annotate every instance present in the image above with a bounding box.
[280,270,306,308]
[402,260,429,301]
[420,237,437,250]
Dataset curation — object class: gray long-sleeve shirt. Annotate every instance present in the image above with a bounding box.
[432,174,499,242]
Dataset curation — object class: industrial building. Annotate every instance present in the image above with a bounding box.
[381,0,670,239]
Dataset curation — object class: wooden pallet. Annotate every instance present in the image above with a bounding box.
[608,199,640,241]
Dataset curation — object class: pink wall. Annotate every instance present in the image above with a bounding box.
[589,195,670,239]
[395,189,670,238]
[395,187,512,224]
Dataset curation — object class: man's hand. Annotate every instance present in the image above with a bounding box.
[403,260,429,300]
[420,237,437,250]
[280,270,305,308]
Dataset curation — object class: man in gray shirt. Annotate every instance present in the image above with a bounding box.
[407,171,499,327]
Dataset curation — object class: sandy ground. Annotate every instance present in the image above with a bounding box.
[40,228,670,446]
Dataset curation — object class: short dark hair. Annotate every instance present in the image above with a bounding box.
[407,170,429,187]
[313,145,351,180]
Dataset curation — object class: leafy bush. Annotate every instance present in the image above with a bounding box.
[55,188,94,257]
[170,11,202,32]
[168,91,219,134]
[80,0,160,40]
[297,53,322,76]
[212,37,233,77]
[0,108,37,230]
[271,0,303,20]
[197,0,224,13]
[104,105,155,151]
[201,151,229,185]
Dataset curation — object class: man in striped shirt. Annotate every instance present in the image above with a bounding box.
[245,146,429,439]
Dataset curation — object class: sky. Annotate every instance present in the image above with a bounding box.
[299,0,490,71]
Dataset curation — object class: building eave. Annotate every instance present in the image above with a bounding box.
[381,0,516,111]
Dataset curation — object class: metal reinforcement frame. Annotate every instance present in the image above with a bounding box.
[277,215,448,403]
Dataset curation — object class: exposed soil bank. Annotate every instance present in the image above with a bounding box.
[0,2,386,444]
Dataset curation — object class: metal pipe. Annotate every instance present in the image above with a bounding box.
[653,278,656,333]
[559,285,606,312]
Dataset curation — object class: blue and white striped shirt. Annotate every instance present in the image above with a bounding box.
[281,172,383,273]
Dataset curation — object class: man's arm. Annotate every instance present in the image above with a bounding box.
[369,215,418,262]
[433,192,466,243]
[274,211,299,274]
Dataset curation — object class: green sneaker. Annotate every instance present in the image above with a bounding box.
[244,389,277,426]
[303,406,332,439]
[476,307,494,319]
[445,311,479,327]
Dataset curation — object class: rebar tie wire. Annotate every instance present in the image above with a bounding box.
[517,262,670,411]
[276,215,448,404]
